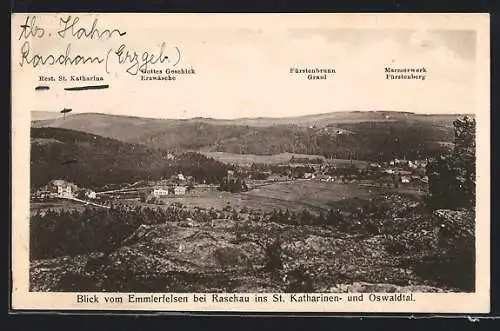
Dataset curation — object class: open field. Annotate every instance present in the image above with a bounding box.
[30,199,87,213]
[30,181,426,216]
[244,181,380,211]
[199,152,326,165]
[199,151,370,168]
[118,181,424,215]
[123,182,379,214]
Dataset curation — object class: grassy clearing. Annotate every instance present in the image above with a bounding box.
[199,151,326,165]
[244,181,380,210]
[122,181,403,214]
[199,151,371,168]
[31,199,86,213]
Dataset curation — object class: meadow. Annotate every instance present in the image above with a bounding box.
[124,181,417,215]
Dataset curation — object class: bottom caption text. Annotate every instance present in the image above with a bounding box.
[75,293,416,305]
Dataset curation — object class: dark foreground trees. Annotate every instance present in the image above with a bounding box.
[426,116,476,210]
[403,115,477,291]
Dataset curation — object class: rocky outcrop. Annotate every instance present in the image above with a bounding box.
[30,207,472,292]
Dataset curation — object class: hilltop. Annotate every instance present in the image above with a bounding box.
[32,110,464,131]
[31,111,466,161]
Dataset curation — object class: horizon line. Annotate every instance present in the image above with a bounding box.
[31,109,474,121]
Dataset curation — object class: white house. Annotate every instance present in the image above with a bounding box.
[174,186,187,195]
[49,180,75,198]
[152,188,169,197]
[177,173,186,181]
[401,176,411,184]
[85,190,97,199]
[304,173,315,179]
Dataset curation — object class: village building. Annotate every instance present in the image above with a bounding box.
[48,179,77,199]
[304,172,315,179]
[174,186,187,195]
[315,174,332,182]
[32,190,51,200]
[408,160,418,169]
[85,190,97,199]
[401,176,411,184]
[152,188,169,197]
[397,170,413,176]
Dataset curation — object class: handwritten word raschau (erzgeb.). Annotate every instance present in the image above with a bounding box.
[16,15,181,76]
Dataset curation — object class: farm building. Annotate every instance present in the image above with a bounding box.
[152,188,169,197]
[304,172,316,179]
[174,186,187,195]
[32,190,51,200]
[401,176,411,184]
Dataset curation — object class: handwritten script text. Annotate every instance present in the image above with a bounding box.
[17,15,181,75]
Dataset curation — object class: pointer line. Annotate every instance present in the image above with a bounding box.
[64,84,109,91]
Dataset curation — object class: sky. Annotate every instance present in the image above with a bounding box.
[13,14,480,119]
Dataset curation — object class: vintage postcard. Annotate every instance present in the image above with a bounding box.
[11,13,490,313]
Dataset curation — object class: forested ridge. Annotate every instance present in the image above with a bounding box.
[31,127,229,189]
[32,111,460,161]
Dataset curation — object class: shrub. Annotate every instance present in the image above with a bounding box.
[264,235,283,272]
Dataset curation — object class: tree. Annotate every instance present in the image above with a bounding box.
[264,234,283,272]
[299,209,313,225]
[326,208,342,227]
[426,116,476,210]
[139,191,147,203]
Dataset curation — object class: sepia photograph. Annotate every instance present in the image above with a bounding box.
[11,13,490,312]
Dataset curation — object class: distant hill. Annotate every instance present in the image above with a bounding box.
[31,111,467,161]
[31,111,64,121]
[31,127,228,190]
